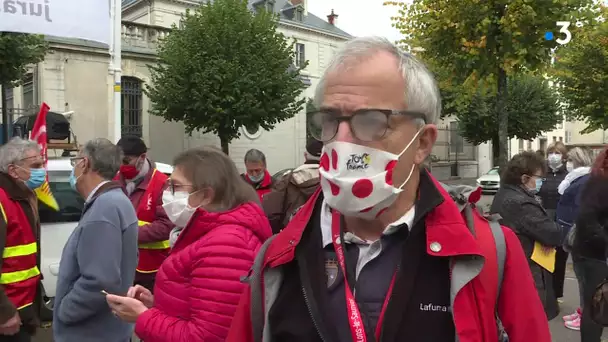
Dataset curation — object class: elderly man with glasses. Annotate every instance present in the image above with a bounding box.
[53,138,138,342]
[228,37,551,342]
[0,138,45,341]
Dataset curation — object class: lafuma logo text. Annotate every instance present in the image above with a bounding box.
[1,0,53,23]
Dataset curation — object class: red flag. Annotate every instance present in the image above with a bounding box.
[31,103,59,211]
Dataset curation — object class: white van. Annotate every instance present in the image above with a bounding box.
[38,157,173,321]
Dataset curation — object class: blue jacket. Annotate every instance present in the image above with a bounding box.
[556,174,589,231]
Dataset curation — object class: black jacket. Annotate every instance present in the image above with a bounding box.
[538,164,568,213]
[490,184,561,320]
[573,175,608,261]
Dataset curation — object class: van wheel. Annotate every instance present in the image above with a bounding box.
[39,287,53,322]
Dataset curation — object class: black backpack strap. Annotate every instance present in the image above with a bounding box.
[242,235,277,342]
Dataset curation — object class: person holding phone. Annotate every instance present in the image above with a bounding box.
[106,147,271,342]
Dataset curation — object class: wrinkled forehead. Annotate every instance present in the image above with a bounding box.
[320,51,406,112]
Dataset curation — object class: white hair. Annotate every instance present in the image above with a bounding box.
[314,36,441,125]
[0,137,40,173]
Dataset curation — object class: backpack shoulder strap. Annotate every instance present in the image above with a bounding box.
[244,235,277,342]
[486,214,506,295]
[486,214,508,340]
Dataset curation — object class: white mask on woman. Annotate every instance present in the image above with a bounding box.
[548,153,563,170]
[162,190,198,228]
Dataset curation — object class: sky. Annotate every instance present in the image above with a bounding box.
[306,0,407,42]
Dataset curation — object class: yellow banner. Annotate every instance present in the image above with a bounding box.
[35,181,59,211]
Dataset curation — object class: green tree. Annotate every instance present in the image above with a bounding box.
[146,0,308,154]
[385,0,598,167]
[0,32,48,143]
[456,74,562,163]
[552,7,608,134]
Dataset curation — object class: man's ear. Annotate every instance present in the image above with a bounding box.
[414,124,437,165]
[7,164,20,180]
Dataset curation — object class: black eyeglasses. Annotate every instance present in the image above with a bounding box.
[307,109,427,142]
[165,179,196,195]
[69,157,84,167]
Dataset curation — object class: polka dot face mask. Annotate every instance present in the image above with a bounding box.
[319,129,423,220]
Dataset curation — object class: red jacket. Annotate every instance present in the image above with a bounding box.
[115,163,173,280]
[134,202,272,342]
[227,176,551,342]
[243,171,273,203]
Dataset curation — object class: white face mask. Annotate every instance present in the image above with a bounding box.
[162,190,198,228]
[566,161,574,173]
[548,153,562,169]
[319,129,423,219]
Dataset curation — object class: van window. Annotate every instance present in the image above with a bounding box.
[38,171,84,223]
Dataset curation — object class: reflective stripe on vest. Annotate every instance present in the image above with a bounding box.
[0,203,6,222]
[137,220,170,249]
[0,266,40,284]
[3,242,37,258]
[0,241,40,284]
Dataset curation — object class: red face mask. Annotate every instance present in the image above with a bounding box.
[119,164,138,180]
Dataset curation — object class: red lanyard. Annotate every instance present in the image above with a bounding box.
[331,210,396,342]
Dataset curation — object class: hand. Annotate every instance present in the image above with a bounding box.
[541,246,554,255]
[106,294,148,323]
[127,285,154,308]
[0,312,20,335]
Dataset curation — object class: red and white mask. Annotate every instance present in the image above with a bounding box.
[319,130,422,220]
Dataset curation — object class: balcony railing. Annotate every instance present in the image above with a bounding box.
[121,21,171,51]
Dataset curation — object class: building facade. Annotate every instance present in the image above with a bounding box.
[2,0,351,173]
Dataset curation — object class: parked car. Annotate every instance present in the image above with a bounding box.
[38,157,173,321]
[476,167,500,193]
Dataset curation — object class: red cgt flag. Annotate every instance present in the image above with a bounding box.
[31,103,59,211]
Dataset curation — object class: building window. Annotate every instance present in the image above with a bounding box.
[559,136,563,142]
[565,131,572,143]
[449,121,463,153]
[527,140,532,150]
[22,73,34,111]
[295,43,306,67]
[518,139,524,152]
[552,136,557,142]
[121,77,143,138]
[295,8,303,21]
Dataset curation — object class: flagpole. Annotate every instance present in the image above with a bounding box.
[110,0,122,143]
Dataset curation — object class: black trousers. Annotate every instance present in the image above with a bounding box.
[553,247,569,298]
[0,329,31,342]
[579,257,608,342]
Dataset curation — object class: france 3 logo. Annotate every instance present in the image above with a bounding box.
[544,21,582,45]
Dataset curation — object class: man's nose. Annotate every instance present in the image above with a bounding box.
[333,121,355,143]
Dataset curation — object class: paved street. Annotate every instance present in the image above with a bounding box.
[30,194,607,341]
